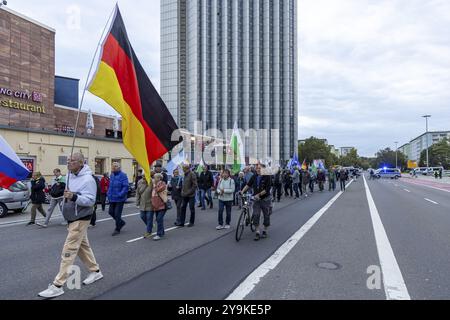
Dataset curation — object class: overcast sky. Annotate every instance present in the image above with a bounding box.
[7,0,450,157]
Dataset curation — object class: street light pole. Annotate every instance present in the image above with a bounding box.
[191,136,196,164]
[395,141,398,169]
[422,115,431,170]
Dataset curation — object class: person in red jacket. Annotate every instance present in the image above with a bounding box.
[100,173,110,212]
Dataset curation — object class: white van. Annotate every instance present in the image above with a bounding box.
[414,167,444,176]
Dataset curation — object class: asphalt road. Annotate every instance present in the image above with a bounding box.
[244,176,450,300]
[1,175,449,300]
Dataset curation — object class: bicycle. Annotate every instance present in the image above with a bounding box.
[235,191,242,209]
[235,193,256,242]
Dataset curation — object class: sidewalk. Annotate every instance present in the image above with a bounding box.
[402,174,450,185]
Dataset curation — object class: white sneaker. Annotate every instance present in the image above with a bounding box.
[216,225,225,230]
[224,225,231,229]
[153,235,161,241]
[83,271,103,285]
[38,284,64,298]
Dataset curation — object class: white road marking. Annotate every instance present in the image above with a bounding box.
[424,198,439,205]
[96,212,140,223]
[363,175,410,300]
[126,224,188,243]
[0,214,62,227]
[0,207,140,227]
[403,189,411,193]
[226,180,354,300]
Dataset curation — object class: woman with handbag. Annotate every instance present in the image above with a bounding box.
[151,173,168,241]
[136,173,153,239]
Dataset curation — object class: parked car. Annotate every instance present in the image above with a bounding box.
[0,181,31,218]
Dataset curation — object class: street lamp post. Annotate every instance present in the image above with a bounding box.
[191,136,196,164]
[422,115,431,170]
[395,141,398,170]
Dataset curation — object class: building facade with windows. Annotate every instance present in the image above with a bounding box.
[400,131,450,162]
[161,0,298,162]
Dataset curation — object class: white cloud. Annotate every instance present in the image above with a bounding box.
[8,0,161,117]
[299,0,450,156]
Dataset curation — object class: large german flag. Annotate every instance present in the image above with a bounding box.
[88,6,181,179]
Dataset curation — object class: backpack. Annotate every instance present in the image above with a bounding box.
[50,179,65,198]
[92,175,101,202]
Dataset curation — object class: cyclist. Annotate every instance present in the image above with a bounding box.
[241,163,272,241]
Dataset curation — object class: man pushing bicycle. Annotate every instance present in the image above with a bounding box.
[241,163,272,241]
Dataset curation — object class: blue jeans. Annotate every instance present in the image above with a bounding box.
[195,189,200,205]
[151,210,166,237]
[293,183,300,198]
[218,200,232,226]
[200,188,212,209]
[329,180,336,191]
[109,202,125,231]
[140,211,152,233]
[180,196,196,225]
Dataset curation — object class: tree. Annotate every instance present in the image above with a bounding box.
[372,148,407,170]
[358,157,373,170]
[298,137,337,168]
[419,138,450,169]
[339,148,360,167]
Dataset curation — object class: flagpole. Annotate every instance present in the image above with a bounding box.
[69,6,116,159]
[65,5,116,196]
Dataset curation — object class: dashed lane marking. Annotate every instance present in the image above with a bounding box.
[424,198,439,205]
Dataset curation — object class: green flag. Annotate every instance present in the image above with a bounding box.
[230,122,245,175]
[196,158,205,175]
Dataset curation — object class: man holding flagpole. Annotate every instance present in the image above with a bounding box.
[38,153,102,298]
[38,4,182,298]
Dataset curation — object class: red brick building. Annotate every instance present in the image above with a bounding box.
[0,6,138,181]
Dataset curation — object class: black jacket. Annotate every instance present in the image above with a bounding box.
[317,171,326,182]
[283,172,293,185]
[273,172,282,186]
[170,176,183,200]
[247,174,272,200]
[198,171,214,190]
[31,177,46,204]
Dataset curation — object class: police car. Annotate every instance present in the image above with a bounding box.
[375,167,401,179]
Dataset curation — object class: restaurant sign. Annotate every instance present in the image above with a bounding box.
[0,87,46,114]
